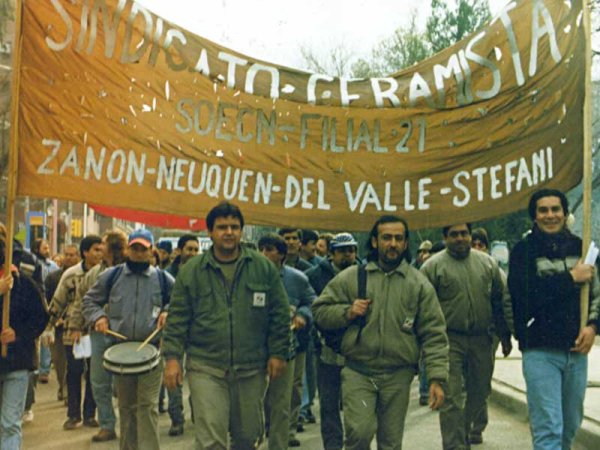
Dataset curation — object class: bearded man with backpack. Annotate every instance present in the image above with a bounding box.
[312,215,449,450]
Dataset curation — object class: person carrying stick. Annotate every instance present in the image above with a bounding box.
[82,229,174,450]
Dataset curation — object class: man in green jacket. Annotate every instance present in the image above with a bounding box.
[312,215,449,450]
[162,202,290,449]
[421,223,512,449]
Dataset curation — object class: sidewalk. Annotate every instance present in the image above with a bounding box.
[491,339,600,449]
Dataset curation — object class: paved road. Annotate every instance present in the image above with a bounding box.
[22,371,579,450]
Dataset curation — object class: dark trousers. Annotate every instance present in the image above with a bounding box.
[316,359,344,450]
[64,346,96,421]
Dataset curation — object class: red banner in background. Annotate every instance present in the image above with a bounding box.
[90,204,206,232]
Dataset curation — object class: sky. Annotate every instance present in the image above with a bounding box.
[135,0,512,72]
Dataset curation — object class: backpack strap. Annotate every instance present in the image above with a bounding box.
[104,265,124,304]
[355,264,368,344]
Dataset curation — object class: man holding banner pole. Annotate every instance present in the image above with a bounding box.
[508,188,599,450]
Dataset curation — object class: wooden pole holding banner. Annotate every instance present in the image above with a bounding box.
[580,0,593,331]
[2,0,24,358]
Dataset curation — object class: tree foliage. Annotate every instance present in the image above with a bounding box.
[364,13,432,76]
[425,0,491,53]
[0,0,13,44]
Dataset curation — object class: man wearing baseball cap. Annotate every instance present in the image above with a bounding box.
[83,229,174,450]
[306,232,359,450]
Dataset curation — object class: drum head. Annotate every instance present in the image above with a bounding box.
[103,342,160,375]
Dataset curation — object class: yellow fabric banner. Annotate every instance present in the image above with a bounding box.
[16,0,584,230]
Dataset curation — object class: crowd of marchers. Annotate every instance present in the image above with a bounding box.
[0,187,597,450]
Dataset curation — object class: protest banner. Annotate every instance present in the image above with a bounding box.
[13,0,586,230]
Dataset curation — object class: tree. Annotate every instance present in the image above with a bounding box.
[368,12,432,76]
[426,0,490,53]
[300,42,355,77]
[0,0,13,44]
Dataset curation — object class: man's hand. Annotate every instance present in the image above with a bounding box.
[570,260,595,284]
[267,357,286,380]
[429,381,445,410]
[157,311,168,329]
[0,274,13,296]
[501,336,513,357]
[164,359,183,390]
[347,299,371,321]
[40,329,55,347]
[95,316,109,333]
[0,326,16,345]
[70,330,81,344]
[571,325,597,354]
[292,315,306,330]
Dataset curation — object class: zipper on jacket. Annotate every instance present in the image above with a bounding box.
[216,259,245,369]
[133,276,138,339]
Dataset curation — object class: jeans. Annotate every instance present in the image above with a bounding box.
[39,344,52,376]
[522,349,587,450]
[0,370,29,450]
[90,331,116,431]
[301,339,317,416]
[316,359,343,450]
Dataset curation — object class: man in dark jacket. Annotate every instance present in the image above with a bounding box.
[306,232,358,450]
[259,233,315,449]
[509,188,600,450]
[0,234,49,449]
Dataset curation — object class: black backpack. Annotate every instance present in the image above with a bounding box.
[319,264,367,354]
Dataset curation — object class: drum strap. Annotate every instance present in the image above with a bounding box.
[105,265,170,307]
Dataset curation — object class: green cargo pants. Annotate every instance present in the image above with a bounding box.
[439,332,494,450]
[341,366,414,450]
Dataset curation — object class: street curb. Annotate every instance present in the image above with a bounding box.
[491,379,600,448]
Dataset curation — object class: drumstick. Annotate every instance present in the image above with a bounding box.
[104,329,127,340]
[136,326,163,352]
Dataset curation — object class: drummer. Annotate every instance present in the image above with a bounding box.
[82,229,174,450]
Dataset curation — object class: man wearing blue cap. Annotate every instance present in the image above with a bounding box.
[306,232,359,450]
[83,229,174,450]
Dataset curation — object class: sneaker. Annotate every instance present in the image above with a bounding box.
[38,374,49,384]
[22,410,34,423]
[63,418,81,430]
[168,423,184,436]
[296,422,305,433]
[83,418,100,428]
[419,397,429,406]
[92,429,117,442]
[288,438,301,447]
[469,433,483,445]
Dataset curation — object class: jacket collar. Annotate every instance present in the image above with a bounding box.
[365,259,409,277]
[199,245,253,270]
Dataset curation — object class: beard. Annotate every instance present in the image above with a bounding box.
[380,248,403,266]
[125,258,150,274]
